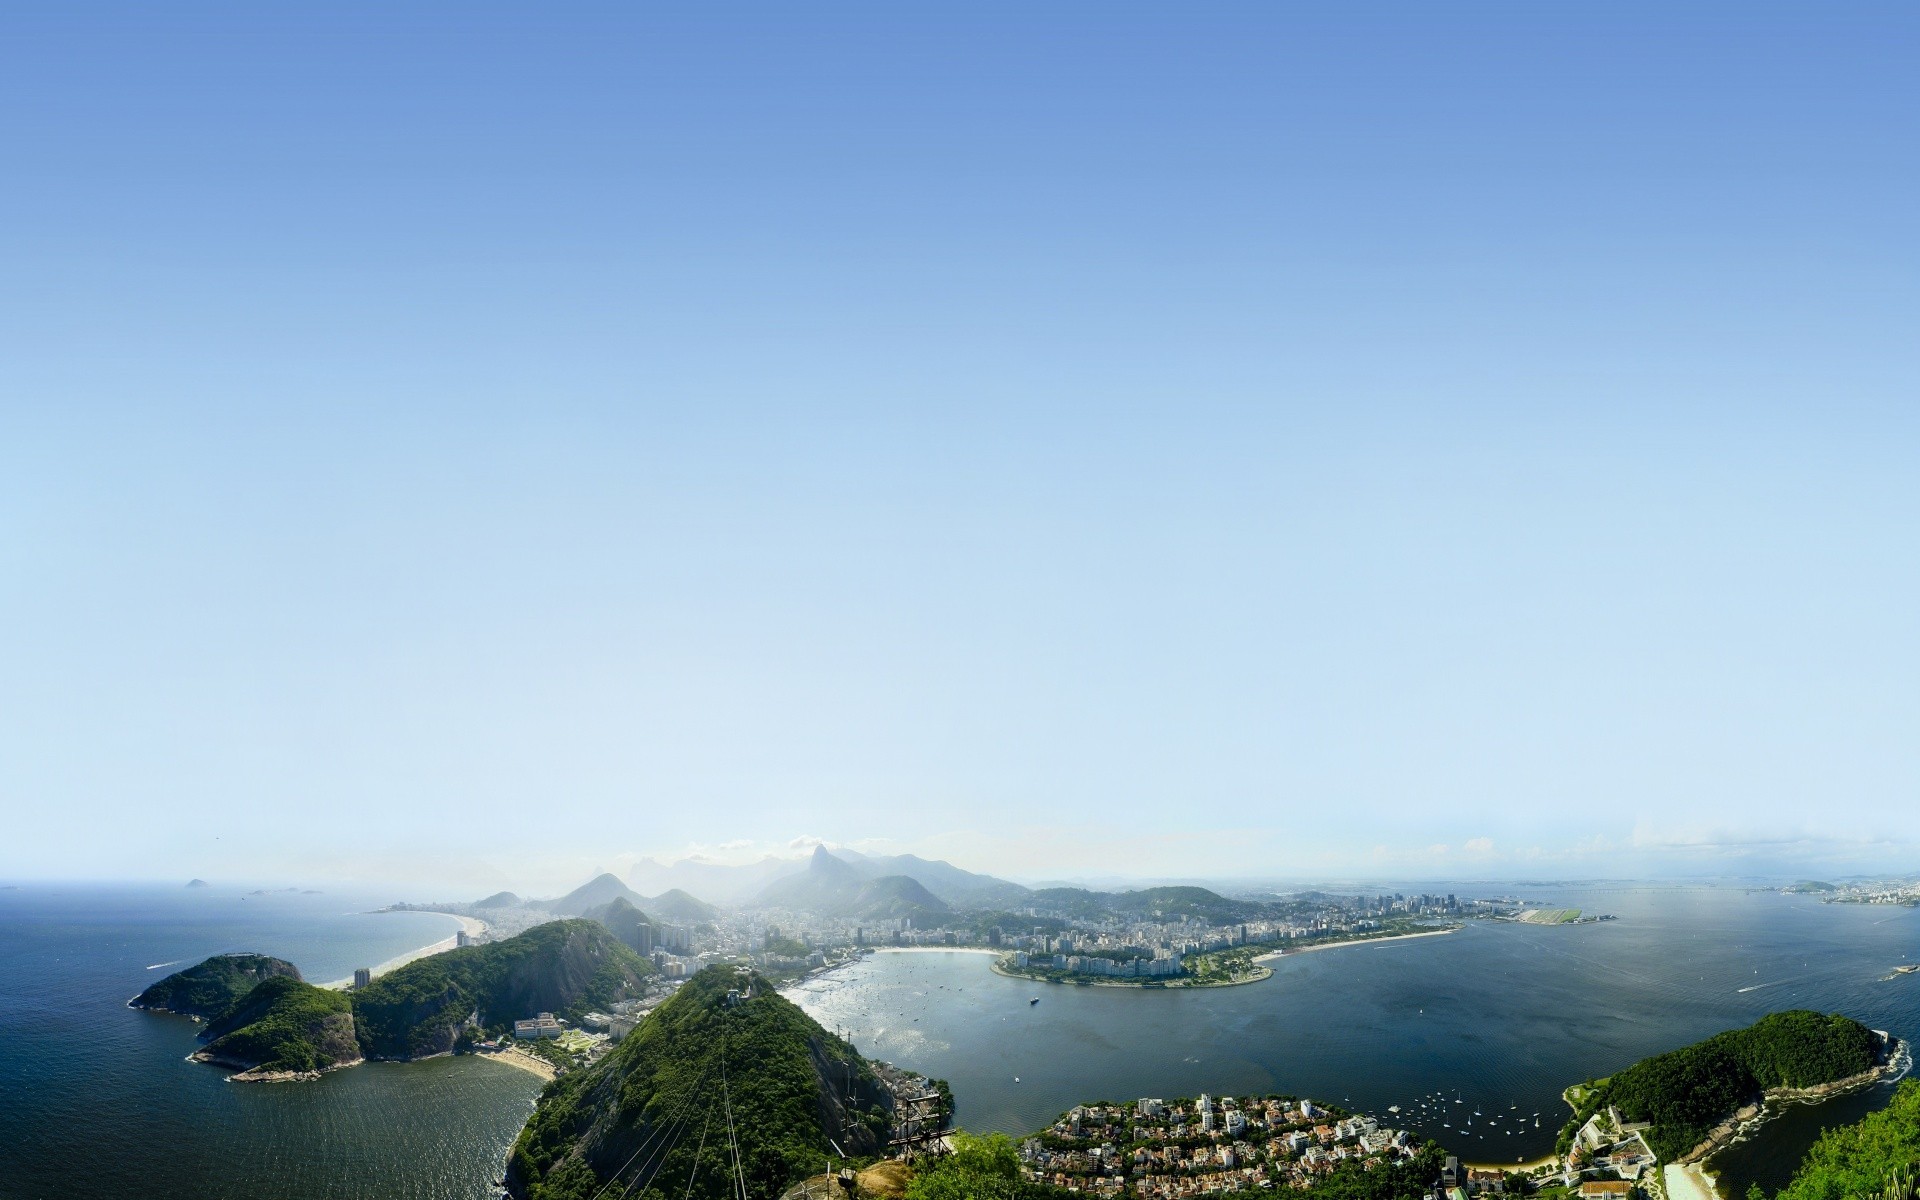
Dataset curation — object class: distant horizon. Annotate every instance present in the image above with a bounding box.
[6,5,1915,889]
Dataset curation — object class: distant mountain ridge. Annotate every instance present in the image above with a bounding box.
[752,846,951,921]
[629,845,1029,913]
[547,873,648,915]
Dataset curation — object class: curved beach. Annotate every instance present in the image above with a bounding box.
[321,911,488,989]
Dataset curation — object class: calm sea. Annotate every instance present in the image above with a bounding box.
[789,885,1920,1197]
[0,884,542,1200]
[4,883,1914,1199]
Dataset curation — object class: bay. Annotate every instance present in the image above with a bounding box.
[0,883,542,1200]
[4,882,1915,1199]
[790,885,1920,1195]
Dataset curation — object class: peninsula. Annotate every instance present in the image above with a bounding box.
[131,919,654,1081]
[1556,1010,1904,1199]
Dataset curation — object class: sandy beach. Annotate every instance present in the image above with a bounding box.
[1666,1161,1722,1200]
[1253,925,1461,963]
[475,1045,557,1081]
[322,911,489,989]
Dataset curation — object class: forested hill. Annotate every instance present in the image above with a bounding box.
[506,966,893,1200]
[195,975,359,1075]
[129,953,302,1019]
[1564,1010,1887,1162]
[1770,1078,1920,1200]
[353,919,653,1060]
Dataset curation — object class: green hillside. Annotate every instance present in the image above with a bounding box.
[644,888,720,924]
[1768,1078,1920,1200]
[196,975,359,1074]
[581,895,657,954]
[1563,1010,1885,1161]
[353,919,653,1060]
[129,953,302,1019]
[506,966,893,1200]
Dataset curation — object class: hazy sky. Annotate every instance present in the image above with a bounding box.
[3,4,1916,892]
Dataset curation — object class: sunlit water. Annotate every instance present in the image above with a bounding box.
[4,883,1914,1198]
[0,884,542,1200]
[789,886,1920,1195]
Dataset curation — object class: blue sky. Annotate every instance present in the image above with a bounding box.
[2,4,1916,891]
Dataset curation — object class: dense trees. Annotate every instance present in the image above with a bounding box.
[1770,1081,1920,1200]
[197,975,358,1073]
[129,953,301,1019]
[507,967,893,1200]
[353,919,652,1059]
[1568,1011,1883,1161]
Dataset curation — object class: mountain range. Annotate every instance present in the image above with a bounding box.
[752,846,953,921]
[628,845,1031,913]
[538,874,720,924]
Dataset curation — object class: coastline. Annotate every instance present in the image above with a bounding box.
[873,946,998,955]
[1253,925,1461,963]
[1677,1035,1912,1182]
[321,911,489,989]
[474,1045,558,1081]
[1666,1162,1720,1200]
[988,957,1273,989]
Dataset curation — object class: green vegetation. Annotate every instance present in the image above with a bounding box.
[129,953,302,1019]
[762,933,812,958]
[353,919,652,1060]
[581,895,658,955]
[1561,1011,1885,1161]
[1519,909,1581,925]
[1783,882,1839,895]
[904,1133,1071,1200]
[1182,945,1271,982]
[1025,885,1269,925]
[197,975,358,1074]
[507,966,894,1200]
[645,888,721,924]
[1293,1146,1446,1200]
[1764,1079,1920,1200]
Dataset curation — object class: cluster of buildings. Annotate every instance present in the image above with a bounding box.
[1820,879,1920,907]
[1020,1094,1426,1198]
[1010,950,1185,979]
[1564,1107,1657,1186]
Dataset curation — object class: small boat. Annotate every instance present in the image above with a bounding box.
[1030,997,1040,1005]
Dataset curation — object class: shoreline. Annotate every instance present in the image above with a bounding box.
[474,1045,558,1081]
[1681,1029,1904,1167]
[321,911,489,989]
[1465,1153,1559,1174]
[873,946,998,955]
[1253,925,1462,963]
[989,957,1273,989]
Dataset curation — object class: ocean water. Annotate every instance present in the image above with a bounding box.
[789,885,1920,1195]
[4,883,1914,1199]
[0,884,542,1200]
